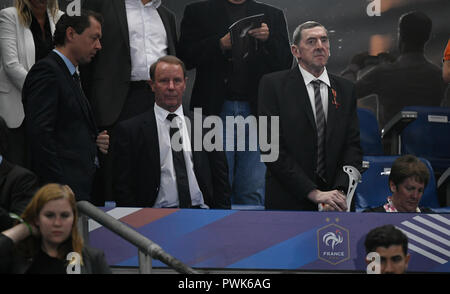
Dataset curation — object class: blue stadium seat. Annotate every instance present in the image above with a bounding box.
[355,155,440,212]
[399,106,450,176]
[357,108,383,155]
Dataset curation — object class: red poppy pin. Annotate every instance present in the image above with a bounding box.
[331,88,341,109]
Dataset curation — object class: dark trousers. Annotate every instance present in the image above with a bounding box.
[92,82,155,206]
[6,124,27,168]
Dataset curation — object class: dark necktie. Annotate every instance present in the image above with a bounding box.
[166,113,191,208]
[72,72,84,95]
[311,80,326,181]
[73,72,96,127]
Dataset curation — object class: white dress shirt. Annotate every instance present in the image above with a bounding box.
[153,104,208,208]
[125,0,168,81]
[298,64,330,122]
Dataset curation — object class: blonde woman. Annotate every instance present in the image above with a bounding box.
[0,0,63,165]
[0,183,111,274]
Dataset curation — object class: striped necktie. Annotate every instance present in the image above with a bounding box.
[311,80,326,180]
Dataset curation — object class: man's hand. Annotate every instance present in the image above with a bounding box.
[220,32,232,50]
[308,189,347,212]
[96,130,109,154]
[248,23,269,42]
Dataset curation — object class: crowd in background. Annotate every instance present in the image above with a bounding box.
[0,0,448,274]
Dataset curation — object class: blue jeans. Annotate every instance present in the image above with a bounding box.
[219,100,266,205]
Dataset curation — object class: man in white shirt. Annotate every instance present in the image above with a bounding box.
[80,0,177,205]
[113,56,231,209]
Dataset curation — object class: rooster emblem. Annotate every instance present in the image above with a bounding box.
[323,230,343,250]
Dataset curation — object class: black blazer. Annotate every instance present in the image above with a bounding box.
[0,234,111,274]
[22,51,99,201]
[80,0,178,127]
[112,109,231,209]
[258,67,363,211]
[177,0,293,115]
[0,159,39,231]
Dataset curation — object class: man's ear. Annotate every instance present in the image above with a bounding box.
[405,253,411,269]
[291,44,300,59]
[65,27,76,43]
[148,79,154,91]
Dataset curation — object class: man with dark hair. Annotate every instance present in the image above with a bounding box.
[355,11,445,128]
[22,11,109,202]
[113,56,231,208]
[177,0,292,206]
[0,116,38,232]
[364,224,410,274]
[258,21,362,211]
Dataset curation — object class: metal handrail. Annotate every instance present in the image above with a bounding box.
[76,201,199,274]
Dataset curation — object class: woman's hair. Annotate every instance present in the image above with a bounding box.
[389,154,430,188]
[14,0,59,27]
[20,183,83,261]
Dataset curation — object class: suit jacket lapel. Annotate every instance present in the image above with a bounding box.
[51,52,98,134]
[185,111,202,173]
[157,7,175,55]
[142,110,161,186]
[21,15,35,70]
[47,8,57,35]
[246,0,264,17]
[326,76,338,144]
[212,0,232,36]
[288,68,316,131]
[0,159,12,188]
[113,0,130,52]
[70,75,98,134]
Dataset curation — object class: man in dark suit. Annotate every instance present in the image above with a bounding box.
[177,0,292,206]
[113,56,231,209]
[258,21,362,211]
[22,11,109,202]
[355,11,445,128]
[0,116,38,232]
[80,0,178,204]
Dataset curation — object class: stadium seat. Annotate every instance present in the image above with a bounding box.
[355,155,442,212]
[382,106,450,175]
[357,107,383,155]
[357,94,380,123]
[399,106,450,177]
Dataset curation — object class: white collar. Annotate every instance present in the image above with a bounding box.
[127,0,161,9]
[154,104,184,123]
[298,64,330,88]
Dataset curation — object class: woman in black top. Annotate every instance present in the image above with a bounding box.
[0,183,111,274]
